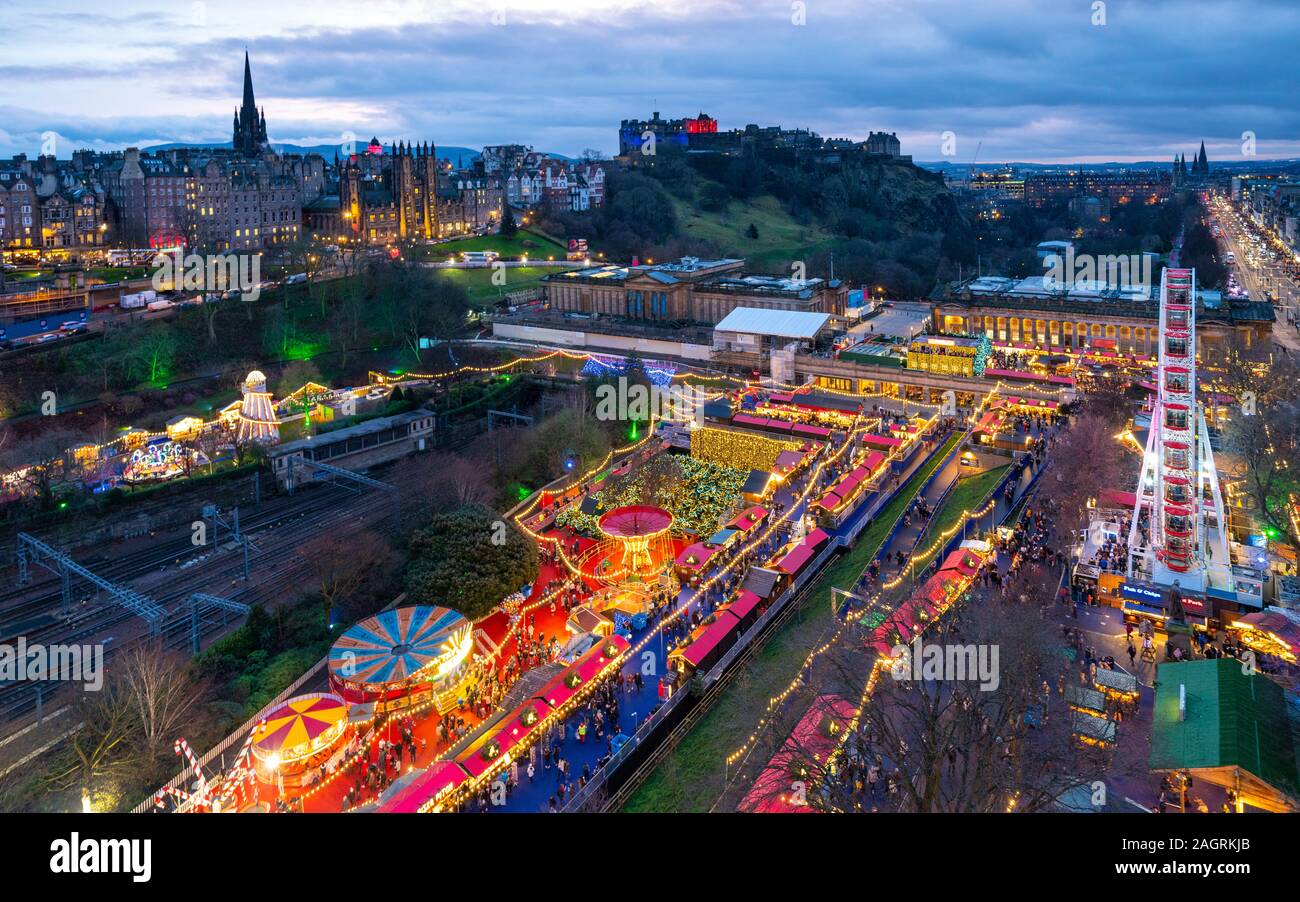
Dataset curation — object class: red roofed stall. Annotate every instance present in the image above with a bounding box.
[377,761,472,813]
[670,610,742,675]
[729,590,764,631]
[739,695,856,813]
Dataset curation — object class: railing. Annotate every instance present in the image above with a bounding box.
[130,655,328,812]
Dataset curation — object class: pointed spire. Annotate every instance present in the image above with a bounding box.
[242,51,256,112]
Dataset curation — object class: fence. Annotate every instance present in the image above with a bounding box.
[130,655,328,812]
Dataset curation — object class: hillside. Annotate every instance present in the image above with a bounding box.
[544,150,974,298]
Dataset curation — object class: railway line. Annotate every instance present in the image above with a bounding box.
[0,477,400,723]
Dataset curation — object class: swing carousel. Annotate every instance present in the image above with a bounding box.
[573,504,676,586]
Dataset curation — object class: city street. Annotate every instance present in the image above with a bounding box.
[1210,194,1300,354]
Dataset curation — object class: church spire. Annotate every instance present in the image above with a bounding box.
[234,51,268,157]
[242,51,257,113]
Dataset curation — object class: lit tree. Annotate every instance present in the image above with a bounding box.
[0,427,91,509]
[44,678,138,812]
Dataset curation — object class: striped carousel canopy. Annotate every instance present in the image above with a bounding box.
[329,605,471,688]
[251,693,347,758]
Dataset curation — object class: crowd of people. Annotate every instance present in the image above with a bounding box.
[459,670,643,813]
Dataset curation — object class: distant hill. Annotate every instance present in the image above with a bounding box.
[916,159,1300,174]
[548,148,974,297]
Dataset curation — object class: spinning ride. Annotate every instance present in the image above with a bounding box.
[328,605,474,708]
[593,505,674,579]
[249,693,350,785]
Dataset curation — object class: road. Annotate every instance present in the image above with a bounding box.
[1208,193,1300,354]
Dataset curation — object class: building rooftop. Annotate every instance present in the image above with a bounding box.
[714,307,831,340]
[703,274,830,297]
[269,410,430,458]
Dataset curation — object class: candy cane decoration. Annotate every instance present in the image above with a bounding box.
[152,784,192,812]
[173,737,210,802]
[216,721,263,806]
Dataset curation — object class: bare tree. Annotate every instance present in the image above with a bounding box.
[395,450,495,529]
[1038,412,1127,530]
[1217,341,1300,556]
[116,642,207,760]
[301,528,395,623]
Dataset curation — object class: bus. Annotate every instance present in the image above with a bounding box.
[460,250,500,264]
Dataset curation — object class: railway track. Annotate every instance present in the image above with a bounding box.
[0,479,398,723]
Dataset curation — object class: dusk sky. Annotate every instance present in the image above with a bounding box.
[2,0,1297,163]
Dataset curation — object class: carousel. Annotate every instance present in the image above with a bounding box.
[250,693,350,787]
[573,505,676,585]
[328,605,474,710]
[122,438,202,484]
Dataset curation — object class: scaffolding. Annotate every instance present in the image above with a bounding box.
[282,457,398,496]
[186,593,252,654]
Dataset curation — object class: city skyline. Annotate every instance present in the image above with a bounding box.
[2,0,1298,163]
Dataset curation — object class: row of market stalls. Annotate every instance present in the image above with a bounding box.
[373,634,632,813]
[863,541,991,658]
[674,505,770,587]
[813,451,888,528]
[668,526,837,680]
[729,413,834,443]
[971,396,1060,453]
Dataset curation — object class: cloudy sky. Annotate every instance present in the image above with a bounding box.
[2,0,1296,163]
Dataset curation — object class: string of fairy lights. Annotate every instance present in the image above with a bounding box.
[722,385,1012,775]
[228,350,1061,811]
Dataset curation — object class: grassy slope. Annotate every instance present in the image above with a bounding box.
[431,264,579,304]
[904,464,1011,576]
[623,432,963,813]
[415,229,566,262]
[668,193,847,270]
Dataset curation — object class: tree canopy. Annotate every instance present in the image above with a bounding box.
[405,503,540,621]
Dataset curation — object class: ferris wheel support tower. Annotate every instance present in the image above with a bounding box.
[1127,267,1232,594]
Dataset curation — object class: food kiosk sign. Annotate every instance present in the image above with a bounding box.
[1120,582,1164,605]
